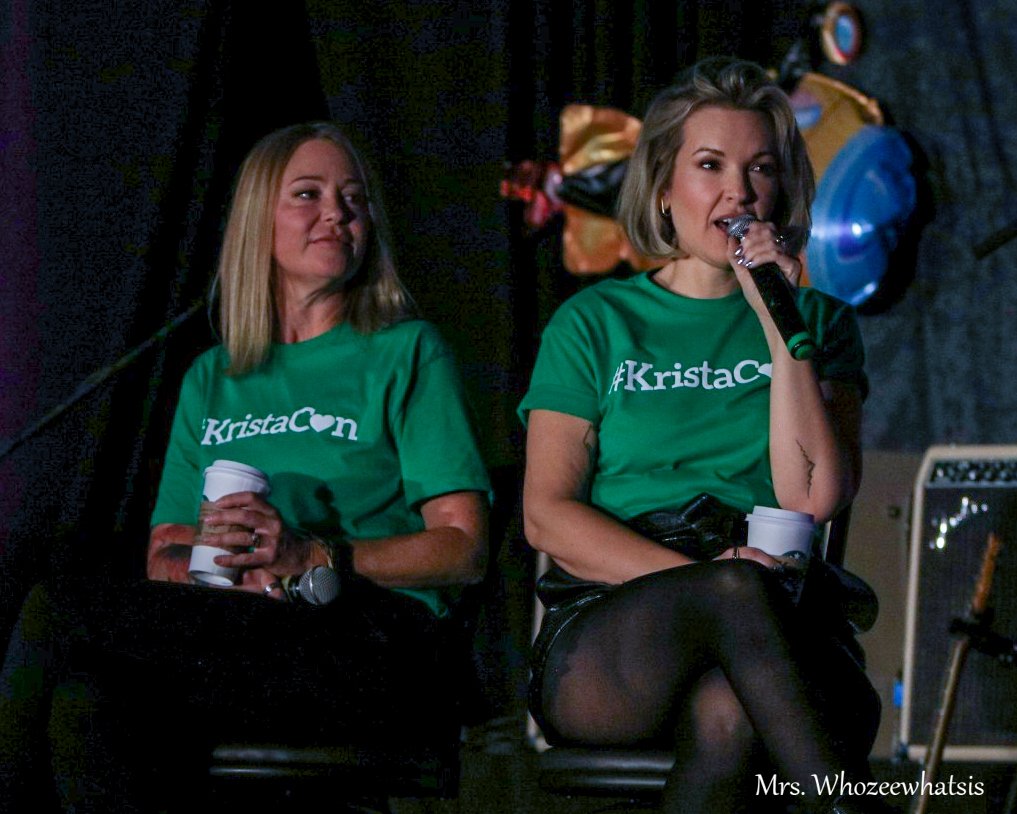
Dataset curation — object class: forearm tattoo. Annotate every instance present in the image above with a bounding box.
[797,440,815,494]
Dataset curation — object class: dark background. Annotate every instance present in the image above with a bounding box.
[2,0,1017,732]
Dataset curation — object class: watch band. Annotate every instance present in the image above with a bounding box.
[315,535,354,579]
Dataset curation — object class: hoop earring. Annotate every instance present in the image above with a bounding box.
[660,198,670,217]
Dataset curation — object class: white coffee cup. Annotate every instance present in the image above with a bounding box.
[189,460,270,586]
[201,460,270,503]
[188,544,240,587]
[744,506,816,561]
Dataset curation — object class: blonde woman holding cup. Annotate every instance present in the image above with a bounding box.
[2,122,489,811]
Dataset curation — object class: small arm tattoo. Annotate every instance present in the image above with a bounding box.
[797,440,815,495]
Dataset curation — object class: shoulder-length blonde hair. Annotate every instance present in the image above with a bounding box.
[618,57,815,260]
[215,121,417,374]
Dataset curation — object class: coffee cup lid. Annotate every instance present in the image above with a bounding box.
[746,505,815,525]
[207,460,267,478]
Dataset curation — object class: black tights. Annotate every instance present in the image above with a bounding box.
[536,561,880,813]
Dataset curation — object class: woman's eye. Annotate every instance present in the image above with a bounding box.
[343,190,368,206]
[753,163,778,177]
[699,160,719,171]
[295,188,319,200]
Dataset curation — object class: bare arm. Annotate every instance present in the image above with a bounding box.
[767,367,862,522]
[523,410,774,584]
[350,490,489,588]
[147,523,198,583]
[730,222,862,522]
[147,489,488,591]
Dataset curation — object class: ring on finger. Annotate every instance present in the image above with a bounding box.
[263,581,282,596]
[251,531,261,548]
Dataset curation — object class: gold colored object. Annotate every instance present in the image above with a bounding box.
[793,72,883,178]
[559,104,658,275]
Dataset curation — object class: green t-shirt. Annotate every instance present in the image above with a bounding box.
[151,319,490,615]
[519,272,866,521]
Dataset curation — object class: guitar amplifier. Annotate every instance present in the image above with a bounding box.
[900,445,1017,762]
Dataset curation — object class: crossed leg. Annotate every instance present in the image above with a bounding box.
[536,560,880,813]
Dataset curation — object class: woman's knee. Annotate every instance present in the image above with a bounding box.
[679,673,758,764]
[708,559,781,603]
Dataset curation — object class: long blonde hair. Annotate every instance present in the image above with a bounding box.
[618,58,815,260]
[215,122,416,374]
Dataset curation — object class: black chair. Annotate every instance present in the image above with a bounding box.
[527,508,859,807]
[208,616,469,811]
[209,727,463,811]
[208,465,521,812]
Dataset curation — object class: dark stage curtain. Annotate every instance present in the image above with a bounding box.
[0,0,327,642]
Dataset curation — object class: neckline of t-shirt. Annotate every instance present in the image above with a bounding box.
[269,320,353,356]
[638,270,748,312]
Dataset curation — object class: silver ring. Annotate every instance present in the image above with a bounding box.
[250,531,260,548]
[263,581,282,595]
[775,233,785,245]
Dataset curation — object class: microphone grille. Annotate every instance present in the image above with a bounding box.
[726,214,757,240]
[298,565,341,606]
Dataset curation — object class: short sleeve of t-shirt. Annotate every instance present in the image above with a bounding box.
[152,351,218,526]
[518,297,605,426]
[390,325,491,508]
[799,290,868,399]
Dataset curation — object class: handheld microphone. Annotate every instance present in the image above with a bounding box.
[284,565,341,606]
[726,215,815,361]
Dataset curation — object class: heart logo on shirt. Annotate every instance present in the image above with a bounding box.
[310,414,336,432]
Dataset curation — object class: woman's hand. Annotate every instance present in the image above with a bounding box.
[149,489,487,596]
[726,219,802,330]
[200,491,317,579]
[713,546,779,568]
[231,566,288,602]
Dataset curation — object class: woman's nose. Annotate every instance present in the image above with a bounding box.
[725,172,756,203]
[322,195,353,224]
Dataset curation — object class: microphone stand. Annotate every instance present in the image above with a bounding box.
[0,300,206,464]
